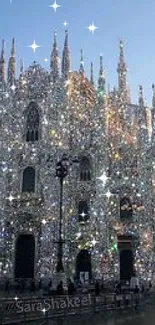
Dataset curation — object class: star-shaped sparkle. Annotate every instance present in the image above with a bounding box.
[87,22,98,34]
[11,84,16,92]
[105,190,112,199]
[92,239,97,246]
[7,194,14,202]
[63,21,68,27]
[44,58,48,63]
[50,1,61,12]
[98,172,108,185]
[80,212,87,218]
[14,297,19,301]
[29,41,40,53]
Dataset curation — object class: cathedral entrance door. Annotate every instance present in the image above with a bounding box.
[14,234,35,279]
[76,250,92,282]
[120,249,133,281]
[118,235,134,281]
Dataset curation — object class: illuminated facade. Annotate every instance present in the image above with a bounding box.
[0,33,154,282]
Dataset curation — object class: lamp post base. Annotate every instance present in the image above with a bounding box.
[56,261,64,273]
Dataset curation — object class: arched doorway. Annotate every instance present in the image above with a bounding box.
[14,234,35,279]
[118,235,134,281]
[120,249,133,281]
[76,250,92,281]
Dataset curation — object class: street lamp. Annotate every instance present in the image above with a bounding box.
[55,160,68,273]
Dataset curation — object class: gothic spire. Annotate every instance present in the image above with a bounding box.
[138,85,148,132]
[18,59,25,94]
[79,49,85,75]
[62,30,70,80]
[0,40,6,83]
[20,58,24,75]
[50,31,60,82]
[151,84,155,138]
[117,40,128,100]
[90,62,94,86]
[139,85,144,107]
[8,38,16,85]
[152,84,155,108]
[98,55,105,97]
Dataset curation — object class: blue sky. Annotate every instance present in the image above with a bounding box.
[1,0,155,105]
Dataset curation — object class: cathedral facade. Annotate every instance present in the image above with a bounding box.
[0,33,154,282]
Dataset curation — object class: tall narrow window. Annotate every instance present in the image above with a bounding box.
[120,197,132,219]
[78,200,89,223]
[22,167,35,193]
[26,102,40,142]
[80,156,91,181]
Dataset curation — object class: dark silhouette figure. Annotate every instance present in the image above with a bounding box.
[48,279,52,294]
[101,282,105,293]
[68,280,75,295]
[95,281,100,296]
[115,282,122,294]
[141,284,145,293]
[57,281,64,295]
[134,285,139,294]
[149,281,152,289]
[134,285,140,310]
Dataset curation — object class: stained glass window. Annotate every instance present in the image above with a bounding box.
[78,200,89,222]
[26,102,40,142]
[22,166,35,193]
[80,156,91,181]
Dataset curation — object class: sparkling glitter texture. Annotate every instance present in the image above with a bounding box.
[0,36,154,282]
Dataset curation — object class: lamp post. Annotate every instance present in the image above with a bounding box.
[55,160,68,273]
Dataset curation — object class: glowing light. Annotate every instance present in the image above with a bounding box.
[105,190,112,199]
[7,194,14,202]
[49,1,61,12]
[29,41,40,53]
[92,239,97,246]
[87,22,98,34]
[80,212,87,218]
[11,84,16,91]
[98,172,108,185]
[14,297,19,301]
[63,21,68,27]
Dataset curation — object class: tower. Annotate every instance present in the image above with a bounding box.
[98,55,105,98]
[62,30,70,80]
[19,58,24,74]
[50,32,60,82]
[8,38,16,85]
[151,84,155,142]
[90,62,94,86]
[151,84,155,263]
[79,49,85,75]
[117,40,130,104]
[138,85,148,145]
[0,40,6,83]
